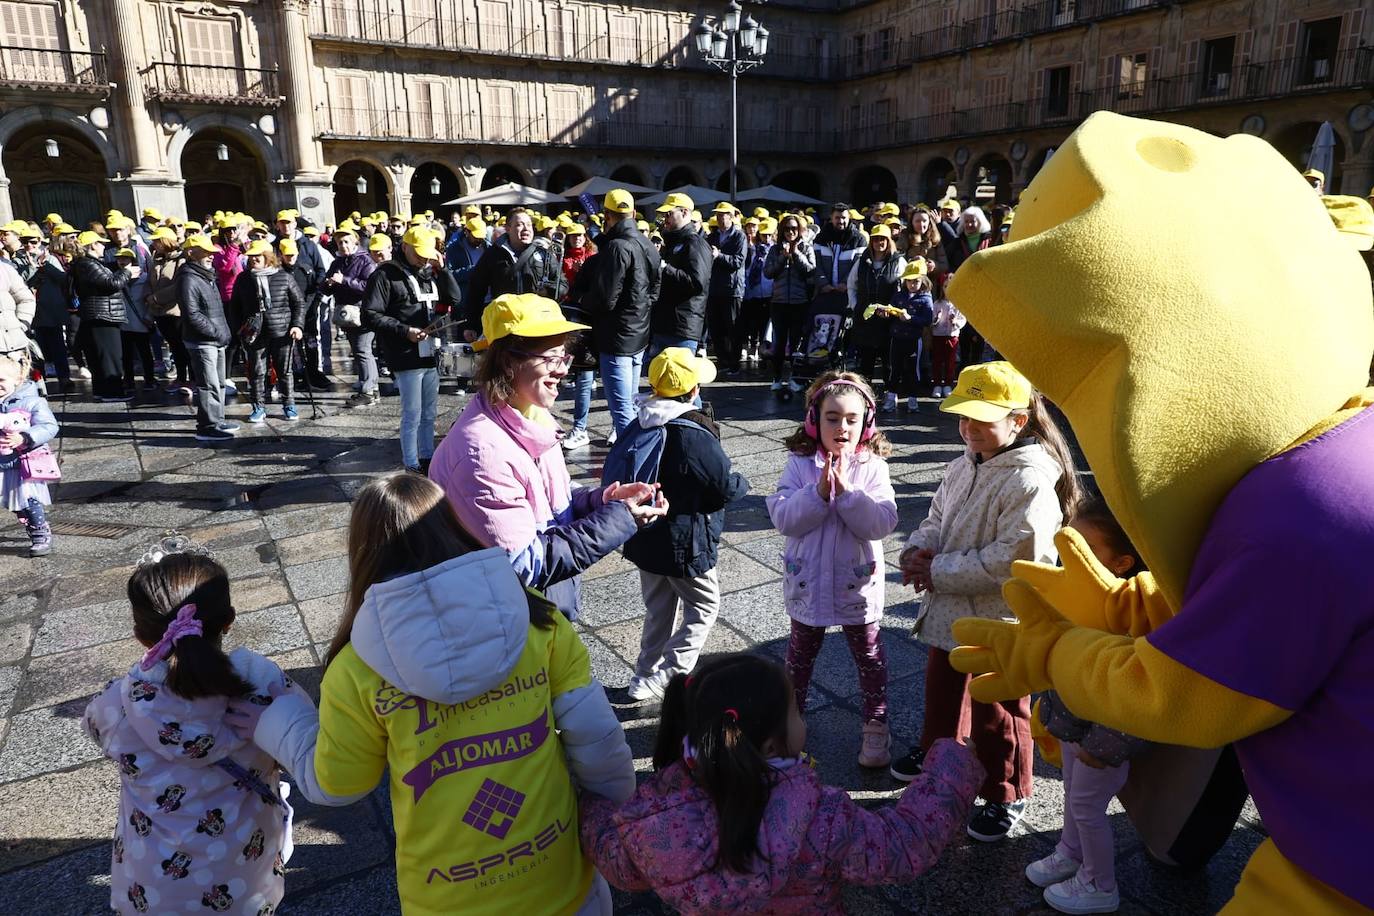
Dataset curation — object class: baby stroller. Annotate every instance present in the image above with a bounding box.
[787,305,852,395]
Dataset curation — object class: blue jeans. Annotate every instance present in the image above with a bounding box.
[570,370,594,432]
[599,350,644,437]
[395,367,439,469]
[645,334,697,368]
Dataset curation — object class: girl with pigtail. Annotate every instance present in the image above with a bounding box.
[580,653,984,915]
[82,544,305,915]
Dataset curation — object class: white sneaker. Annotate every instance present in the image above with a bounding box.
[906,396,919,411]
[605,430,617,447]
[880,392,897,413]
[625,670,670,701]
[1043,874,1120,914]
[1026,850,1082,888]
[788,379,804,394]
[77,366,92,379]
[770,380,784,392]
[562,427,590,450]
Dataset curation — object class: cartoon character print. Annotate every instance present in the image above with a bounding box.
[0,409,30,455]
[201,884,233,912]
[195,808,225,837]
[161,850,192,880]
[118,753,140,777]
[156,784,186,813]
[129,809,152,837]
[232,767,264,794]
[129,680,158,702]
[127,883,148,913]
[181,733,215,759]
[157,721,183,746]
[255,905,276,916]
[271,852,285,877]
[113,836,124,864]
[242,828,265,861]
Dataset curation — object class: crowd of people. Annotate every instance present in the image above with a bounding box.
[4,165,1369,915]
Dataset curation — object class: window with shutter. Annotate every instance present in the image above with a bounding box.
[1116,52,1146,99]
[1200,35,1235,97]
[479,0,509,51]
[0,1,64,82]
[1339,9,1365,54]
[611,14,639,64]
[1299,18,1341,84]
[485,84,517,142]
[179,15,242,97]
[548,88,581,142]
[412,81,448,140]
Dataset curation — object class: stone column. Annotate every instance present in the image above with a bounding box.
[109,0,183,216]
[279,0,334,227]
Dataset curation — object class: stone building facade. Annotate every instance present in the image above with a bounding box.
[0,0,1369,229]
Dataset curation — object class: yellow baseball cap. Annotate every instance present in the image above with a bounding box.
[940,361,1033,422]
[712,201,737,215]
[759,217,778,234]
[183,220,202,232]
[604,188,635,214]
[565,223,586,236]
[744,217,760,228]
[900,260,928,280]
[252,221,270,233]
[244,239,274,257]
[938,198,960,211]
[707,216,718,229]
[18,223,41,239]
[402,226,440,259]
[868,224,892,239]
[106,209,126,221]
[54,223,78,235]
[368,233,392,252]
[182,234,218,254]
[334,219,359,236]
[656,192,695,213]
[464,216,487,235]
[409,214,427,226]
[149,227,177,244]
[1,219,26,233]
[115,247,136,259]
[474,293,589,351]
[279,238,299,256]
[301,225,319,237]
[107,215,136,230]
[1301,168,1324,182]
[276,209,299,222]
[141,207,162,221]
[649,347,717,397]
[753,207,770,218]
[1322,195,1374,251]
[462,205,481,217]
[76,230,109,247]
[44,212,62,224]
[690,210,703,223]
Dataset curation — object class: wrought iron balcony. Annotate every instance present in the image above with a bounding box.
[144,62,280,106]
[0,46,107,93]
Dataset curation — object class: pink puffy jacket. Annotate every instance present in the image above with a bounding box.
[580,739,982,915]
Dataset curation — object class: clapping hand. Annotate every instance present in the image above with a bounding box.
[603,481,668,527]
[816,450,848,501]
[899,546,935,590]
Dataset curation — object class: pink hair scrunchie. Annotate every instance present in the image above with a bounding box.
[139,603,203,671]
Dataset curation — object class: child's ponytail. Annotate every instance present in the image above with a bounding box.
[129,552,251,700]
[650,654,794,873]
[1017,393,1082,516]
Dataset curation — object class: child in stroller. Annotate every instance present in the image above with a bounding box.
[787,305,851,396]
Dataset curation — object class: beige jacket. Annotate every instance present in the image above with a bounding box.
[906,440,1063,652]
[0,259,35,356]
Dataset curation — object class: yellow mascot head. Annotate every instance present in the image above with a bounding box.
[948,112,1373,606]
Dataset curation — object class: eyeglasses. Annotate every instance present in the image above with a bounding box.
[511,350,573,370]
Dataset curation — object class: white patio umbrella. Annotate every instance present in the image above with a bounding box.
[734,185,828,207]
[559,176,658,198]
[442,182,568,207]
[637,185,731,208]
[1306,121,1336,187]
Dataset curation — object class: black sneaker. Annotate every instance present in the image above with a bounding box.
[889,746,927,782]
[195,427,236,443]
[967,799,1028,842]
[217,421,241,433]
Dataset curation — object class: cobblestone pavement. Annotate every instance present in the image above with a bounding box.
[0,362,1262,914]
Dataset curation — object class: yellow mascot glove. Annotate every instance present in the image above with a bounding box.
[1029,697,1063,769]
[1013,528,1174,636]
[949,579,1075,703]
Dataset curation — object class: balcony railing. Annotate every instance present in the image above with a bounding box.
[144,62,280,106]
[0,46,107,92]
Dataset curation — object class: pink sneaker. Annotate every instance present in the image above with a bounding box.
[858,720,891,768]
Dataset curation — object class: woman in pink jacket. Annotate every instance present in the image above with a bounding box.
[428,293,666,619]
[580,653,982,915]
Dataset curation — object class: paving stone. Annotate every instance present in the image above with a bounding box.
[284,556,351,602]
[0,840,111,913]
[276,526,349,567]
[234,572,295,613]
[298,595,347,646]
[0,759,119,872]
[0,667,18,719]
[0,622,32,665]
[0,698,103,782]
[716,580,793,644]
[278,861,401,915]
[0,593,39,626]
[31,599,130,657]
[263,503,353,539]
[226,605,311,657]
[16,638,141,712]
[575,568,657,627]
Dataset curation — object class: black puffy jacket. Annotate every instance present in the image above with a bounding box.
[69,254,129,324]
[463,237,562,333]
[229,267,305,345]
[177,260,231,347]
[652,226,712,342]
[581,218,661,357]
[362,258,461,372]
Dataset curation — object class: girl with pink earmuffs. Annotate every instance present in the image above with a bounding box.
[767,370,899,770]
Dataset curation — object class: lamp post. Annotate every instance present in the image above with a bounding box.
[694,1,768,205]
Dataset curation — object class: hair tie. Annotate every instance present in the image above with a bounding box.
[139,603,203,671]
[681,735,698,770]
[723,708,739,722]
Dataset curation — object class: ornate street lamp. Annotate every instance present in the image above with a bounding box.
[429,175,442,196]
[694,1,768,204]
[355,175,367,194]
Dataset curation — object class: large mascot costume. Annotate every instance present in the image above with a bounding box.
[946,111,1374,913]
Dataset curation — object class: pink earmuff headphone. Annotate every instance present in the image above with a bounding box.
[803,380,876,445]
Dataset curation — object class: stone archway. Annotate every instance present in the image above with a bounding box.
[482,162,526,189]
[0,107,118,223]
[919,157,957,205]
[663,165,699,189]
[1,121,111,227]
[967,152,1014,205]
[772,169,823,202]
[332,159,390,221]
[411,161,463,215]
[180,129,272,221]
[849,165,897,207]
[610,164,647,186]
[545,162,586,194]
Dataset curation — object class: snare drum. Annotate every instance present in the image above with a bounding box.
[437,342,478,379]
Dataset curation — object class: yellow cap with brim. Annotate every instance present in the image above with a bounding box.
[244,239,274,258]
[604,189,635,214]
[334,220,359,236]
[1322,195,1374,252]
[76,230,109,247]
[900,260,928,280]
[368,233,392,252]
[1,219,27,233]
[402,226,440,260]
[759,217,778,234]
[474,293,589,351]
[54,223,78,235]
[848,209,864,220]
[1301,168,1324,182]
[301,226,319,237]
[279,238,299,256]
[149,227,178,243]
[690,210,703,222]
[19,224,41,239]
[939,360,1033,422]
[868,224,892,239]
[183,234,217,254]
[938,198,960,211]
[142,207,163,221]
[712,201,737,215]
[114,247,136,259]
[464,216,486,235]
[649,347,716,397]
[409,215,427,226]
[44,212,62,224]
[656,192,694,213]
[107,215,136,230]
[463,205,481,217]
[753,207,770,218]
[276,209,299,222]
[565,223,585,236]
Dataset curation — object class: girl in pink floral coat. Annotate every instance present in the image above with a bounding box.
[580,653,983,915]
